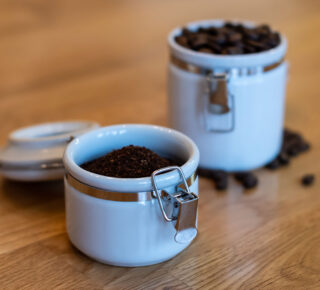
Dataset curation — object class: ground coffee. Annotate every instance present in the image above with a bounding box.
[81,145,176,178]
[175,22,280,55]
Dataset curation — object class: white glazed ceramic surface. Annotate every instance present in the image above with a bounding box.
[0,121,99,181]
[63,124,200,267]
[168,20,288,171]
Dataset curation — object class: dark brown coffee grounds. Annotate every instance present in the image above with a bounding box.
[81,145,176,178]
[175,22,280,55]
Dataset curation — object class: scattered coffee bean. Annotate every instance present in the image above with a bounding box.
[198,168,228,191]
[234,172,248,182]
[301,174,315,187]
[215,178,228,190]
[278,152,290,166]
[211,170,228,182]
[265,159,281,170]
[298,142,310,153]
[242,173,258,189]
[175,22,280,55]
[81,145,177,178]
[234,172,258,189]
[197,168,215,178]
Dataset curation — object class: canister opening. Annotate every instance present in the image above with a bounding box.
[64,124,199,193]
[168,19,287,69]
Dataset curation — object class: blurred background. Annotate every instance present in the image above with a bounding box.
[0,0,319,141]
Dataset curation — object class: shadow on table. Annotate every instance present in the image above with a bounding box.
[0,178,65,211]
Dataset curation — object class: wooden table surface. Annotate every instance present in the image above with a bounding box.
[1,0,320,289]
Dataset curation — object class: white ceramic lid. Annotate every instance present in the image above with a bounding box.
[0,121,99,182]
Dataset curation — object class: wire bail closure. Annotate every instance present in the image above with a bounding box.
[151,166,199,244]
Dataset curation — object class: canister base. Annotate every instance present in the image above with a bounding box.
[70,239,190,267]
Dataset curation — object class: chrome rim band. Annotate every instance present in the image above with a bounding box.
[170,54,285,75]
[66,172,197,202]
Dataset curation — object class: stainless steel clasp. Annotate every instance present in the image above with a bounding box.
[151,166,199,244]
[204,71,235,133]
[206,72,230,114]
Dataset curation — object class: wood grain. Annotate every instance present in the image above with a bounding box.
[1,0,320,289]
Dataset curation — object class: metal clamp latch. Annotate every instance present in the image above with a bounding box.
[204,72,235,133]
[151,166,199,244]
[206,72,230,114]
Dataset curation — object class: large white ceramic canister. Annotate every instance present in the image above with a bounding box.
[63,124,200,267]
[168,20,288,171]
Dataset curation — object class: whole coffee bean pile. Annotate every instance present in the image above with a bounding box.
[175,22,280,55]
[81,145,176,178]
[198,128,312,191]
[198,168,258,191]
[265,128,310,170]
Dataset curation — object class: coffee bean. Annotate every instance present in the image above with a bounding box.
[181,28,192,36]
[198,27,208,33]
[215,178,228,190]
[244,29,260,41]
[287,146,300,157]
[197,168,214,178]
[211,170,228,182]
[228,33,242,43]
[207,38,223,52]
[301,174,315,186]
[298,142,310,153]
[226,46,243,55]
[245,40,266,52]
[190,33,209,49]
[234,172,258,189]
[198,168,227,182]
[175,36,189,48]
[198,48,213,54]
[244,45,257,54]
[257,24,271,35]
[208,27,219,36]
[271,32,280,43]
[242,173,258,189]
[198,168,228,190]
[225,22,236,29]
[265,159,280,170]
[234,172,249,182]
[278,152,290,165]
[213,33,227,45]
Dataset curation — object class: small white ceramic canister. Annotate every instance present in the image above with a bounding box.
[63,124,200,267]
[168,20,288,171]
